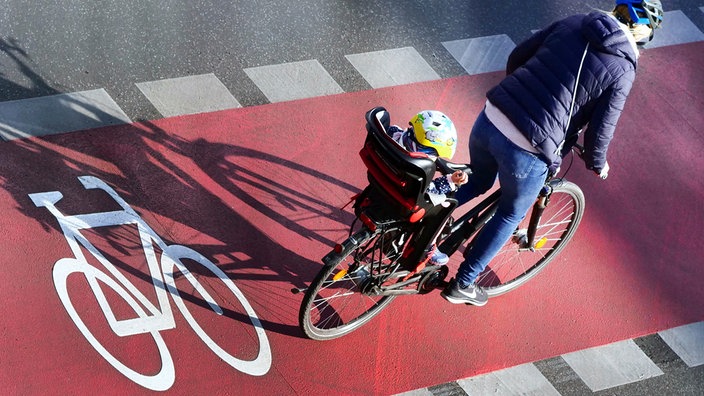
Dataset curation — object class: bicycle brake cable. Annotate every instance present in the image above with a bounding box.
[557,147,577,181]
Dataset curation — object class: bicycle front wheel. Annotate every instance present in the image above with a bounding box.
[299,229,398,340]
[476,181,585,296]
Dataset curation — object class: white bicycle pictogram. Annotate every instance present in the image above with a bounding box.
[29,175,271,391]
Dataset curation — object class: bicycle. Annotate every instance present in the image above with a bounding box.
[29,176,271,391]
[296,106,585,341]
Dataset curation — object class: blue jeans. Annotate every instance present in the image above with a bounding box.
[453,110,548,287]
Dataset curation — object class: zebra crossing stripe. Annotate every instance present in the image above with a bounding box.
[345,47,440,89]
[0,89,130,141]
[647,10,704,48]
[442,34,515,75]
[659,322,704,367]
[561,339,664,392]
[136,73,241,117]
[456,362,561,395]
[244,59,343,103]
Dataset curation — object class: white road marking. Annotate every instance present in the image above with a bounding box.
[659,321,704,367]
[0,89,130,140]
[244,59,343,103]
[136,73,241,117]
[561,339,663,392]
[457,363,561,396]
[443,34,515,75]
[646,10,704,48]
[345,46,440,88]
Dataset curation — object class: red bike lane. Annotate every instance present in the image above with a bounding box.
[0,42,702,395]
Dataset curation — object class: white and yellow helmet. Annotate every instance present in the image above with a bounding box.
[409,110,457,159]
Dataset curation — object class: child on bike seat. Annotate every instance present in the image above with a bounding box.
[387,110,468,265]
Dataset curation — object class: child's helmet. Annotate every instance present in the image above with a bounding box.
[615,0,664,29]
[409,110,457,159]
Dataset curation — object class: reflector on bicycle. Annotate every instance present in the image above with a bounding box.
[359,212,377,231]
[332,269,348,281]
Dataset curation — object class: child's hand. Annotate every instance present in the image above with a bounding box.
[451,170,468,186]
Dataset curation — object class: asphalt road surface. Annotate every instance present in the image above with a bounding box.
[1,1,703,395]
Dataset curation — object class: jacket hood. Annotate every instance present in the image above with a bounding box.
[582,12,638,67]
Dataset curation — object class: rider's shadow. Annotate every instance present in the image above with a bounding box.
[116,123,363,338]
[3,121,362,341]
[2,39,362,339]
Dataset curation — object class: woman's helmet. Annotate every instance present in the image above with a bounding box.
[409,110,457,159]
[615,0,664,29]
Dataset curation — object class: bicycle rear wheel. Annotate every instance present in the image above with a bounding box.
[299,229,399,340]
[475,181,585,296]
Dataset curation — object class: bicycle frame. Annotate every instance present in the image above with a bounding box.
[439,177,566,258]
[438,189,501,257]
[338,170,573,299]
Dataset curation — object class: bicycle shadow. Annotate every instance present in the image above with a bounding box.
[5,128,356,340]
[0,37,59,104]
[8,127,363,339]
[1,38,364,339]
[79,121,363,338]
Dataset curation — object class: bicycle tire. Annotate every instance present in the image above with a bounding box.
[473,181,585,296]
[161,245,272,376]
[299,229,397,340]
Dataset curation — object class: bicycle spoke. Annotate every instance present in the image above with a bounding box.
[474,182,584,296]
[300,229,400,340]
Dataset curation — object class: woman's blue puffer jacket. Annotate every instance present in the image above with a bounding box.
[486,12,638,172]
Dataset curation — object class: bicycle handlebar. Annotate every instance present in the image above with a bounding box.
[568,143,609,179]
[433,141,595,180]
[435,157,471,176]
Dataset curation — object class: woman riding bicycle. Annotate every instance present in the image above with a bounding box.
[442,0,664,306]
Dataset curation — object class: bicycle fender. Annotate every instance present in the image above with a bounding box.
[322,228,374,265]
